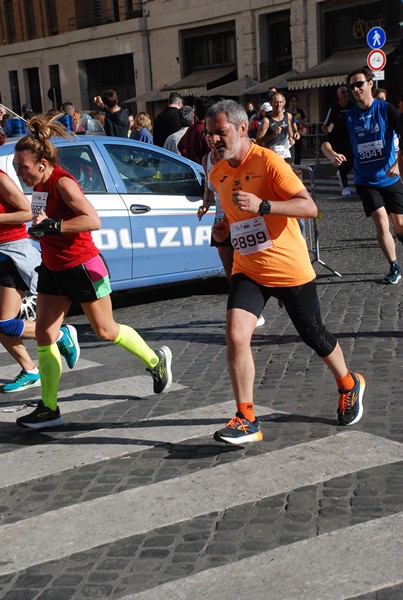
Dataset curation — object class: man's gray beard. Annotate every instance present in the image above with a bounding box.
[218,140,241,161]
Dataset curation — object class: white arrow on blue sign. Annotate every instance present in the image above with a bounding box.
[367,27,386,50]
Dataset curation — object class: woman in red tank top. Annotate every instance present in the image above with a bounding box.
[12,115,172,429]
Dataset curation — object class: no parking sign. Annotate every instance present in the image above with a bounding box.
[367,49,387,71]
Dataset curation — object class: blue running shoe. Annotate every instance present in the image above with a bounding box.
[57,325,80,369]
[383,262,401,285]
[214,411,263,444]
[337,372,365,426]
[16,400,64,429]
[2,370,41,393]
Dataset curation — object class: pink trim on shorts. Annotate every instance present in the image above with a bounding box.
[82,255,108,282]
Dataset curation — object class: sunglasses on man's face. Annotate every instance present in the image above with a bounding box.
[349,80,367,90]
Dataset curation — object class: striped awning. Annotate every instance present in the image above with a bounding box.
[288,45,395,90]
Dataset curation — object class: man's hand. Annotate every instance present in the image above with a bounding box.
[28,218,63,238]
[197,202,210,221]
[232,191,261,214]
[211,219,230,242]
[386,162,399,178]
[328,152,347,168]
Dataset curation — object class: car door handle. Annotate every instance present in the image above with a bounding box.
[130,204,151,214]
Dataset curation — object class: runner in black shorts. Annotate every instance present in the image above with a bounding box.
[12,114,172,429]
[356,181,403,217]
[322,67,403,285]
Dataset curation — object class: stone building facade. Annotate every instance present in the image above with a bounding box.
[0,0,401,123]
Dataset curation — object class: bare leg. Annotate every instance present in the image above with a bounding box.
[0,286,37,371]
[81,295,120,341]
[371,207,397,262]
[321,342,349,380]
[389,212,403,238]
[226,308,257,404]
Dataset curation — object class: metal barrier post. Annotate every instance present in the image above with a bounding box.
[292,163,342,277]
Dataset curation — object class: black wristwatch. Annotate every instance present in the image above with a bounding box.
[259,200,272,216]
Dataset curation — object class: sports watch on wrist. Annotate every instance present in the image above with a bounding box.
[259,200,272,216]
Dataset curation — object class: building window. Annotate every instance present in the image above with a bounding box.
[49,64,61,108]
[84,54,135,110]
[94,0,103,23]
[9,70,20,114]
[25,67,42,114]
[112,0,120,22]
[260,11,292,81]
[46,0,58,35]
[4,0,16,43]
[182,22,236,73]
[25,0,36,39]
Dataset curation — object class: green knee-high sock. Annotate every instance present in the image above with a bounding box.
[38,343,62,411]
[113,323,158,368]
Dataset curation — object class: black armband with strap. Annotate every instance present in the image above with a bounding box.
[28,218,63,238]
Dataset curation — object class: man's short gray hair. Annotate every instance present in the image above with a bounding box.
[179,105,194,127]
[206,99,248,127]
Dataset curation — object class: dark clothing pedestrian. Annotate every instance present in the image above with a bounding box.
[177,120,209,164]
[104,109,129,138]
[153,107,181,147]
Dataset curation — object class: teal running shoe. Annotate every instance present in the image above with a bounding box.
[57,324,80,369]
[2,370,41,393]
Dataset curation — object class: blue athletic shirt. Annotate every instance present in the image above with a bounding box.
[328,99,400,188]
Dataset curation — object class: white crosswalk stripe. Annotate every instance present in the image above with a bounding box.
[0,375,185,427]
[1,379,403,598]
[1,425,403,577]
[124,512,403,600]
[0,357,101,382]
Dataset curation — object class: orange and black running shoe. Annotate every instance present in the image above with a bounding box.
[214,411,263,444]
[337,372,365,426]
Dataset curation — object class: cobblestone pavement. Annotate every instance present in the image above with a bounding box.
[0,168,402,600]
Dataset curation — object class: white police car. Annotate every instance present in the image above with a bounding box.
[0,132,222,291]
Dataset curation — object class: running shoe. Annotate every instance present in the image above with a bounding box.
[337,372,365,426]
[342,187,351,196]
[255,314,265,328]
[214,411,263,444]
[146,346,172,394]
[16,400,64,429]
[2,370,41,393]
[57,324,80,369]
[383,263,401,285]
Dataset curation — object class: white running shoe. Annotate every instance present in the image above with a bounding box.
[255,315,265,328]
[342,187,351,196]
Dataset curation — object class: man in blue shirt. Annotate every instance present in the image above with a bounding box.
[322,67,403,284]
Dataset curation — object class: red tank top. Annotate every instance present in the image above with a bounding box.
[0,170,29,243]
[33,165,99,270]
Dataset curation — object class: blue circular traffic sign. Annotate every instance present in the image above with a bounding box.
[367,27,386,50]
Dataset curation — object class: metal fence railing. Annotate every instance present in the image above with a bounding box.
[300,124,326,164]
[291,163,342,277]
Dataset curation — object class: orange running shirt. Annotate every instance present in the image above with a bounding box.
[209,143,315,287]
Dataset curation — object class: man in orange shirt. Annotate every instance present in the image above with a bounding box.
[206,99,365,444]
